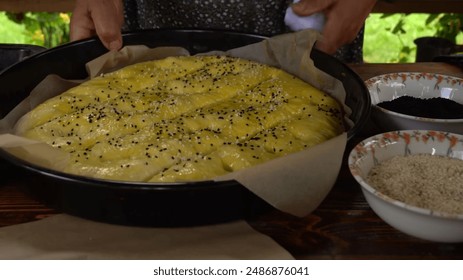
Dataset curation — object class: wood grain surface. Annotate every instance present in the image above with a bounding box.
[1,62,463,259]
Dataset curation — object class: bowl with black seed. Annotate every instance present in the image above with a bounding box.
[365,72,463,134]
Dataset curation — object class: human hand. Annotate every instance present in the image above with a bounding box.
[70,0,124,51]
[291,0,377,54]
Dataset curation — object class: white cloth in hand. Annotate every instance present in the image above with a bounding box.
[284,0,325,32]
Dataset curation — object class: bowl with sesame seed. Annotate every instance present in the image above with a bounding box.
[348,129,463,242]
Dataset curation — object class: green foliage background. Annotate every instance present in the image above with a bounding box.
[0,11,462,63]
[0,11,69,48]
[364,13,463,63]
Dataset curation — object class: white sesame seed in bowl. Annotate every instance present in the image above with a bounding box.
[348,130,463,243]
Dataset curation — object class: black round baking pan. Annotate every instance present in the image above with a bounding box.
[0,29,370,226]
[0,43,46,73]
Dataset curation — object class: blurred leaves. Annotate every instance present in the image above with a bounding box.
[1,11,462,62]
[380,13,463,41]
[4,12,70,48]
[364,13,463,63]
[427,13,462,42]
[386,13,408,35]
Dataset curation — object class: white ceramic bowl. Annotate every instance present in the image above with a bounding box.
[365,72,463,134]
[348,129,463,242]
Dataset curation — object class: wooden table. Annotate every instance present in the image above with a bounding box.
[1,62,463,259]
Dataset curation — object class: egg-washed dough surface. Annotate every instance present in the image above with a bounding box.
[15,55,344,182]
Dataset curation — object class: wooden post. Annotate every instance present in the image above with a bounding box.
[373,0,463,13]
[0,0,75,12]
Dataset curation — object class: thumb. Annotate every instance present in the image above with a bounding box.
[91,0,124,51]
[70,0,124,51]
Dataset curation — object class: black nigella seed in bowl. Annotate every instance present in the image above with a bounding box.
[377,96,463,119]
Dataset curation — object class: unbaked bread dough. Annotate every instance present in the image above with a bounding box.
[15,55,344,182]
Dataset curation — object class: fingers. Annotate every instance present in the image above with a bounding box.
[314,15,352,54]
[291,0,334,16]
[316,6,361,54]
[70,0,124,51]
[70,0,95,41]
[292,0,377,54]
[91,0,124,50]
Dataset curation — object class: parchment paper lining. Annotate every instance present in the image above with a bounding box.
[0,214,294,260]
[0,30,348,217]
